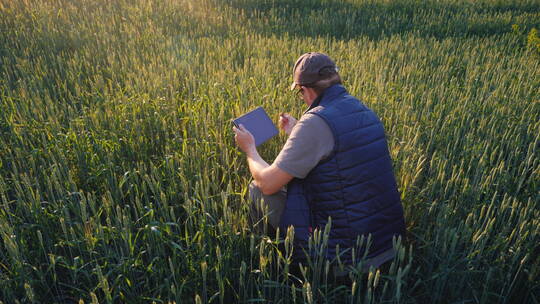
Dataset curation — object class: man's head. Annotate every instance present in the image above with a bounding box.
[290,52,342,105]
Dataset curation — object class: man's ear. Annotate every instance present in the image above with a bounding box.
[305,87,319,100]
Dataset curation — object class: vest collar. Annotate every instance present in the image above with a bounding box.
[305,84,348,113]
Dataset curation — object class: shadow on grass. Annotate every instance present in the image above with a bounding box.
[219,0,540,40]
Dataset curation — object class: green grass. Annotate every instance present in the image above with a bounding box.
[0,0,539,302]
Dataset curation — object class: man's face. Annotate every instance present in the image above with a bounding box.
[295,86,305,100]
[296,86,318,106]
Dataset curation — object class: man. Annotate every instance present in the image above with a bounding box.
[233,52,406,270]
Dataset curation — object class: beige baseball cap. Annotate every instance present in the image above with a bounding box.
[290,52,338,90]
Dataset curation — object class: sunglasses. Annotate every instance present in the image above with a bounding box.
[294,86,306,99]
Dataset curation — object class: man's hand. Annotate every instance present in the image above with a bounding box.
[279,113,297,136]
[233,123,294,195]
[233,124,256,155]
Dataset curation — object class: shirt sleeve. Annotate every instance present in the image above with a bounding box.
[273,113,334,179]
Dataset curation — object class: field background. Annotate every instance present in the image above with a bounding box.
[1,0,539,303]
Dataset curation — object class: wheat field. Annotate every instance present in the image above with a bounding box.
[0,0,539,303]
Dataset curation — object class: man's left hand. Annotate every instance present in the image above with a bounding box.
[233,124,256,155]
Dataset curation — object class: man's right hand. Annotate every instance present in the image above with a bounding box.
[279,113,297,136]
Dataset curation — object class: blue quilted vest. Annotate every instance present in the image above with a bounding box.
[279,84,406,264]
